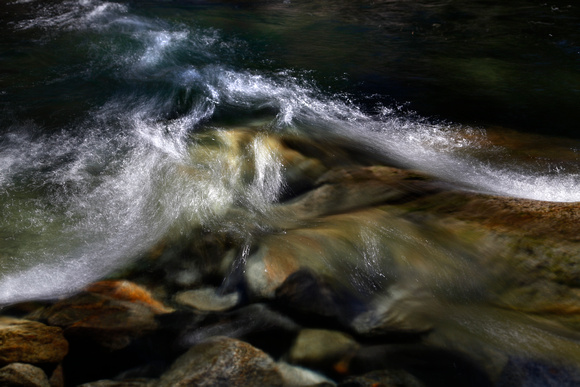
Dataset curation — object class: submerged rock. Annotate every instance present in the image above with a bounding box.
[156,336,284,387]
[0,317,68,364]
[174,287,239,312]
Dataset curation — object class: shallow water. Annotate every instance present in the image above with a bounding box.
[1,0,580,374]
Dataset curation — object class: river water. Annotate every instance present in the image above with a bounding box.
[1,0,580,360]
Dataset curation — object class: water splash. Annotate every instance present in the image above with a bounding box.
[2,0,580,304]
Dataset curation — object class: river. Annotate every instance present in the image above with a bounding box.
[1,0,580,376]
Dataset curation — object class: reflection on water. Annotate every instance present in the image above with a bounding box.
[1,0,580,382]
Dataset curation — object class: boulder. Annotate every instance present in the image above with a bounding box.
[156,336,284,387]
[0,317,68,364]
[0,363,50,387]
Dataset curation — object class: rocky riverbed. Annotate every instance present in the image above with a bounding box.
[1,129,579,386]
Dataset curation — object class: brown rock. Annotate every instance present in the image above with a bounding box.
[0,317,68,364]
[40,292,158,350]
[156,336,284,387]
[401,190,580,243]
[85,280,172,314]
[0,362,50,387]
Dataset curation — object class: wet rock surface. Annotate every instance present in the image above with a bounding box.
[1,133,579,386]
[0,317,68,364]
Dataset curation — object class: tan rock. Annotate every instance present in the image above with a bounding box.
[174,287,239,312]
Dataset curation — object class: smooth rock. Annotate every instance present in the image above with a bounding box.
[0,317,68,364]
[156,336,284,387]
[278,166,437,220]
[288,329,359,369]
[0,363,50,387]
[40,292,158,350]
[276,361,336,386]
[174,287,239,312]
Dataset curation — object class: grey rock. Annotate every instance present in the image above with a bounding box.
[156,336,284,387]
[0,363,50,387]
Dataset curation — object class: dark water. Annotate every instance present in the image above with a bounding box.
[167,0,580,136]
[1,1,580,370]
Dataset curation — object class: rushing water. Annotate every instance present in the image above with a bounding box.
[0,0,579,333]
